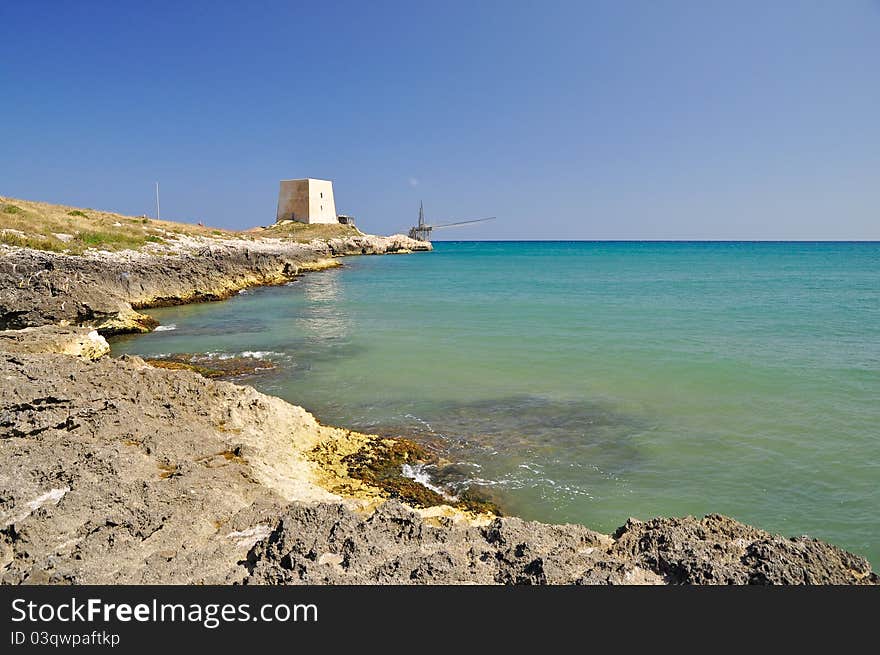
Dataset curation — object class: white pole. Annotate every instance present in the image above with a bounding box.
[155,182,160,220]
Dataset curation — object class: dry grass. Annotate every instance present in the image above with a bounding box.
[0,195,363,254]
[252,220,362,242]
[0,196,240,254]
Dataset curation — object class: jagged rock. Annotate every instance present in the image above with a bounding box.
[0,325,109,359]
[609,515,878,585]
[240,503,877,585]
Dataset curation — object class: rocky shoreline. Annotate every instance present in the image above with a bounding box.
[0,225,876,585]
[0,232,428,334]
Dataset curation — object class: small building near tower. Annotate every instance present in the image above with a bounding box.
[275,178,338,224]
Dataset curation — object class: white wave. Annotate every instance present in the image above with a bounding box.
[196,351,282,361]
[154,324,177,332]
[455,476,512,488]
[401,464,457,500]
[239,351,282,359]
[404,413,435,433]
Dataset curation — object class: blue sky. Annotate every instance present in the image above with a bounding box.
[1,1,878,239]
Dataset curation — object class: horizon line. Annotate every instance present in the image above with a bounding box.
[428,239,880,243]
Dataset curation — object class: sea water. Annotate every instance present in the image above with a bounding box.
[112,241,880,564]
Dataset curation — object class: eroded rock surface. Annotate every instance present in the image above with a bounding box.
[0,234,430,333]
[0,352,335,584]
[1,352,875,585]
[0,325,109,359]
[239,502,877,585]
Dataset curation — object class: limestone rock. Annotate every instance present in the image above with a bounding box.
[0,233,430,334]
[240,503,877,586]
[1,351,874,585]
[0,325,109,359]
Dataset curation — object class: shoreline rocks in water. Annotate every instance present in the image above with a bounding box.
[0,232,430,335]
[0,345,875,585]
[0,198,876,584]
[143,352,279,379]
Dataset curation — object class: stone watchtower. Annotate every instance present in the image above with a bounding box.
[275,178,338,224]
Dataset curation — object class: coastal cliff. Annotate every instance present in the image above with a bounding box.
[0,197,876,585]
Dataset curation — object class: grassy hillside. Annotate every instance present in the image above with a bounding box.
[252,220,362,241]
[0,196,362,254]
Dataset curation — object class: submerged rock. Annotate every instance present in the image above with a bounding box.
[144,352,277,379]
[336,436,501,515]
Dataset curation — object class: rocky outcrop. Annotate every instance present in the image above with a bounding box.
[1,351,875,585]
[0,234,430,334]
[609,514,877,585]
[240,502,876,586]
[0,325,109,359]
[0,352,337,584]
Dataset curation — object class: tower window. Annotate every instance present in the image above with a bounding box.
[320,192,323,198]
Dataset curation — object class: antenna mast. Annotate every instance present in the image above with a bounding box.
[155,182,160,221]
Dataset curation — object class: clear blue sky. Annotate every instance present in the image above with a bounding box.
[2,1,878,239]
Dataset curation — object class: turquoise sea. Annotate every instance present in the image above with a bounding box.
[113,242,880,565]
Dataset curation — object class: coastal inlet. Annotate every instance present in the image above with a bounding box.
[112,241,880,567]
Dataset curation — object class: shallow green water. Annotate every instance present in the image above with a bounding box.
[113,241,880,564]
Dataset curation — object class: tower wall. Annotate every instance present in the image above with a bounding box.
[276,178,337,224]
[305,179,337,224]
